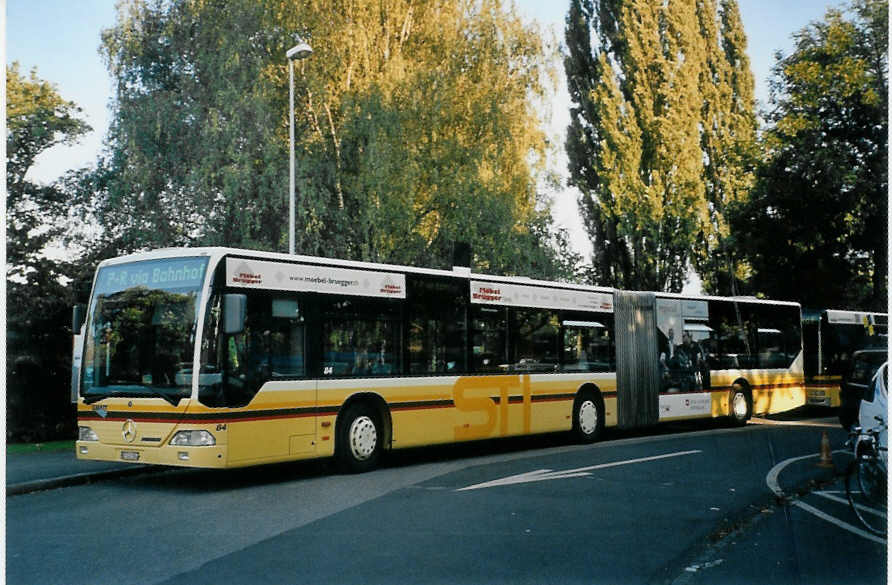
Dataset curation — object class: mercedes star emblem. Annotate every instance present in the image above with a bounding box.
[122,419,137,443]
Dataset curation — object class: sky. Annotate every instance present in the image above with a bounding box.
[7,0,841,266]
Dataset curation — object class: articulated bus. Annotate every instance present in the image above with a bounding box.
[802,309,887,408]
[73,248,805,472]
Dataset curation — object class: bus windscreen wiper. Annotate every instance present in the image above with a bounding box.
[82,388,185,407]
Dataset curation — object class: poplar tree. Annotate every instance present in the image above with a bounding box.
[697,0,758,294]
[564,0,756,292]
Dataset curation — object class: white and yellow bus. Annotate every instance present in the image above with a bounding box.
[802,309,887,408]
[74,248,806,472]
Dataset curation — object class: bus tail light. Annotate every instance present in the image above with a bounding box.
[170,430,216,447]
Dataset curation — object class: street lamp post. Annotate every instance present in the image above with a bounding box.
[287,37,313,256]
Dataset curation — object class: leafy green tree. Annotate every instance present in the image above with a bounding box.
[89,0,285,252]
[81,0,568,277]
[6,64,91,441]
[730,0,887,309]
[564,0,757,292]
[7,63,91,282]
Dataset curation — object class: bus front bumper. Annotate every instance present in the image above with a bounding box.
[76,441,228,468]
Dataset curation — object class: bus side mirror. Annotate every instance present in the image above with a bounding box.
[224,294,247,335]
[72,305,86,333]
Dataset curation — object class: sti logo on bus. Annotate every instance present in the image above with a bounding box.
[452,375,534,440]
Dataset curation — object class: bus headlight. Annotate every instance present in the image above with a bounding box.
[78,426,99,441]
[169,430,216,447]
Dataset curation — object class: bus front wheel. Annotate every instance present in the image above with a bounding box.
[336,402,383,473]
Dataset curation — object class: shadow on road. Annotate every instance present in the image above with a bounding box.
[115,406,840,494]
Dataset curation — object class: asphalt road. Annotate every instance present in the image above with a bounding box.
[6,415,887,585]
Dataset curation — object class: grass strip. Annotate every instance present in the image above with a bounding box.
[7,440,75,455]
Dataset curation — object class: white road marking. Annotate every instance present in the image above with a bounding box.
[793,500,885,545]
[765,451,886,545]
[815,490,887,518]
[457,450,702,491]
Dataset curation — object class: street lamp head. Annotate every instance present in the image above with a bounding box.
[287,38,313,61]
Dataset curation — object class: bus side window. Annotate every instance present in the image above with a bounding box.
[510,308,560,373]
[320,297,402,377]
[752,304,801,369]
[407,276,467,374]
[709,300,755,370]
[559,313,615,373]
[471,306,507,373]
[269,298,306,378]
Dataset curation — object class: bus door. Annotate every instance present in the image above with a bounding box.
[614,291,660,428]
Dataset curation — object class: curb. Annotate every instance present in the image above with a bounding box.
[7,465,156,496]
[669,452,848,585]
[765,449,849,500]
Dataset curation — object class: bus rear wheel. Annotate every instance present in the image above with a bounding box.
[573,391,604,444]
[336,402,383,473]
[729,385,752,426]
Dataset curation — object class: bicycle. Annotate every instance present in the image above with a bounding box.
[845,418,888,536]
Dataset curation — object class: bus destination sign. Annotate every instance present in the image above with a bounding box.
[95,258,208,295]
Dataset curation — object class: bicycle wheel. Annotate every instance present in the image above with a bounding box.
[846,456,888,536]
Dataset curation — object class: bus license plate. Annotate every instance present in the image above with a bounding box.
[121,451,140,462]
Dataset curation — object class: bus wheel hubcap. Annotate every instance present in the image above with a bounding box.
[733,393,747,418]
[579,400,597,435]
[349,416,378,461]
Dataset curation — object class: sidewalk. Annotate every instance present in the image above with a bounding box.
[676,450,887,585]
[6,448,151,495]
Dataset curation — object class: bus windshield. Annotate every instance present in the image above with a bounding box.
[80,257,209,405]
